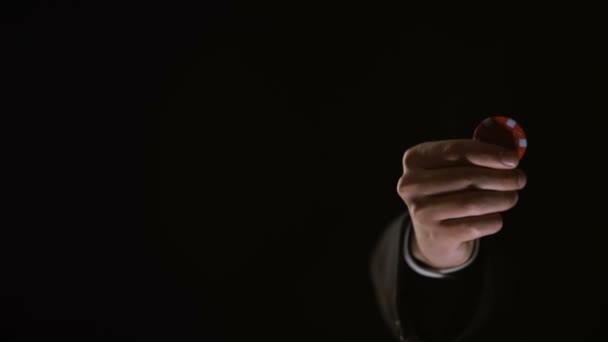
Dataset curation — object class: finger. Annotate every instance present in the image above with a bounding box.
[401,167,526,197]
[412,190,519,221]
[403,139,520,170]
[438,213,504,243]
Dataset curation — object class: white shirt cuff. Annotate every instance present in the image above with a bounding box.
[403,222,480,279]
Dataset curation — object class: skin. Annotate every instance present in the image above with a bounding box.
[396,139,527,269]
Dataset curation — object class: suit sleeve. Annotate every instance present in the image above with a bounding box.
[369,212,524,342]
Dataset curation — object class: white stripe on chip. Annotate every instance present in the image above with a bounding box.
[519,139,527,147]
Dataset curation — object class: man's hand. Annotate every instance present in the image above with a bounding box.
[397,139,527,269]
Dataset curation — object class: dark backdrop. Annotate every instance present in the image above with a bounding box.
[3,1,606,342]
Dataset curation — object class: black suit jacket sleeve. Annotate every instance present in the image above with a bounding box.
[369,212,525,342]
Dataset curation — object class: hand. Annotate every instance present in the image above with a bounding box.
[396,139,527,269]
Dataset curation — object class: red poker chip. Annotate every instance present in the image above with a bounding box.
[473,116,527,160]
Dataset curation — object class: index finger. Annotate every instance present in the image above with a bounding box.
[403,139,520,170]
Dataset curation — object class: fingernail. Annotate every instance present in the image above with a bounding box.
[501,152,519,167]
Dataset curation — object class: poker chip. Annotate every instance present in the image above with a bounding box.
[473,116,527,159]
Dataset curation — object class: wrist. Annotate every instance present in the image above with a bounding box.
[411,237,474,269]
[404,223,480,278]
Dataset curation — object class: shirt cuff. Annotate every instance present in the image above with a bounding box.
[403,221,480,279]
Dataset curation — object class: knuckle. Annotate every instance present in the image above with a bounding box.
[402,148,417,169]
[396,173,418,198]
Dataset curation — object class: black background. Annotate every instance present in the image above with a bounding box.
[3,1,606,341]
